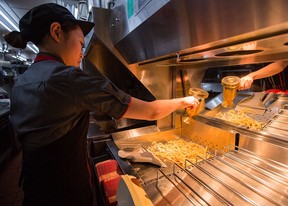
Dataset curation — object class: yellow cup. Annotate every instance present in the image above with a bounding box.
[221,76,240,108]
[186,88,209,117]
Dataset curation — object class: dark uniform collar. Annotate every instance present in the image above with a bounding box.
[34,52,64,63]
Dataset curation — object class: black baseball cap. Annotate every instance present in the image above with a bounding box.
[19,3,95,45]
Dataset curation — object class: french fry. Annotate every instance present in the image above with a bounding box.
[147,139,210,167]
[215,109,264,130]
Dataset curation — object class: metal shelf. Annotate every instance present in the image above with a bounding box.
[154,146,288,206]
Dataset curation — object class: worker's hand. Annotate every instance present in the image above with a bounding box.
[238,76,253,90]
[182,96,199,109]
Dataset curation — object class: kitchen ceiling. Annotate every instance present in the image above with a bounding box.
[0,0,81,64]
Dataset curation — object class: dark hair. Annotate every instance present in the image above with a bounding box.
[4,31,27,49]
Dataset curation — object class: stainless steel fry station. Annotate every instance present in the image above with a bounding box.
[83,0,288,205]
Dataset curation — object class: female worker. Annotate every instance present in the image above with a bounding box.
[238,60,288,91]
[4,3,199,206]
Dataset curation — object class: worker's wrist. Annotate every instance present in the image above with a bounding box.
[246,73,255,80]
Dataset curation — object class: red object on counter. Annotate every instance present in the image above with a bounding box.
[95,159,122,206]
[95,159,122,182]
[103,176,121,206]
[265,89,288,94]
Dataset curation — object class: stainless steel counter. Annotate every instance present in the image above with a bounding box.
[110,125,288,205]
[143,146,288,206]
[109,97,288,205]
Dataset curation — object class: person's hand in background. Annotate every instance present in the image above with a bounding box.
[238,61,288,90]
[238,75,254,90]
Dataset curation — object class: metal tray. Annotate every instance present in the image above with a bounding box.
[195,92,288,144]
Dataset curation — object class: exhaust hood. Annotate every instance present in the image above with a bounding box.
[85,0,288,129]
[109,0,288,67]
[85,0,288,102]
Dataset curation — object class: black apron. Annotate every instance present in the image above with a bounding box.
[21,111,95,206]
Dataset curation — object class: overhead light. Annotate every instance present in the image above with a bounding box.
[75,7,79,18]
[12,55,27,62]
[0,19,12,31]
[78,0,89,20]
[18,56,27,61]
[0,10,19,31]
[12,50,27,61]
[27,44,39,54]
[31,44,39,53]
[74,6,78,18]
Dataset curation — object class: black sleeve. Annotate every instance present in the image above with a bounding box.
[68,67,131,119]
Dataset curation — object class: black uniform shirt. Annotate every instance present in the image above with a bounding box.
[11,54,131,151]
